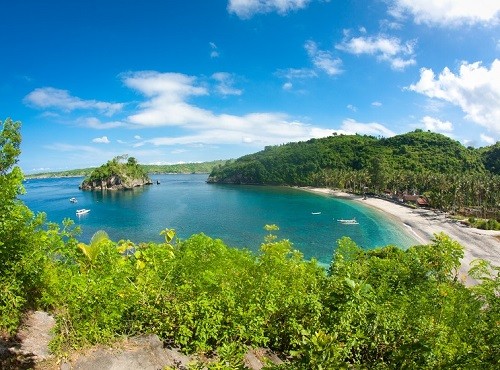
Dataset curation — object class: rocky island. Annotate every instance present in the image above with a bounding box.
[79,155,152,190]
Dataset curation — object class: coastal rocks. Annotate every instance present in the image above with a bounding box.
[79,175,152,191]
[0,310,56,368]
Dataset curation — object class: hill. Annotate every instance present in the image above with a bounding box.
[207,130,489,186]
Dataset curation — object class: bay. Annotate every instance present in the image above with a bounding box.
[22,174,419,264]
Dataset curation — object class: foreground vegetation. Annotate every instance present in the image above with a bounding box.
[2,118,499,369]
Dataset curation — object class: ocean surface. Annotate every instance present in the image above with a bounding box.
[22,174,420,265]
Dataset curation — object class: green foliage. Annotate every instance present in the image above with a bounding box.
[468,217,500,230]
[0,118,46,333]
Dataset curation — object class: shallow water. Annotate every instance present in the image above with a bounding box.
[22,174,419,264]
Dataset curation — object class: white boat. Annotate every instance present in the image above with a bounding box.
[337,218,359,225]
[70,197,77,203]
[311,212,321,215]
[76,209,90,216]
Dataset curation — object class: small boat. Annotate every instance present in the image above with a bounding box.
[70,197,77,203]
[337,218,359,225]
[156,180,160,185]
[76,209,90,216]
[311,212,322,215]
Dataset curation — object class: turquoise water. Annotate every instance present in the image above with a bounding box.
[22,174,419,264]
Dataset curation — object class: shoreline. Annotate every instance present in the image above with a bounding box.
[299,187,500,285]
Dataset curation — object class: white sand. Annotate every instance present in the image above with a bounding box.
[300,187,500,285]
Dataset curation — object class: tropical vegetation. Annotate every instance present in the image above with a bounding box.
[1,118,499,369]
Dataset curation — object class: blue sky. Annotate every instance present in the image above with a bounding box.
[1,0,499,173]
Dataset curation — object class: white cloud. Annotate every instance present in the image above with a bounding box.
[420,116,453,132]
[134,135,142,140]
[123,71,334,147]
[341,118,396,137]
[371,101,382,107]
[78,117,125,129]
[480,133,495,144]
[92,136,110,144]
[283,82,293,90]
[276,68,317,80]
[389,0,500,26]
[408,59,500,134]
[304,40,343,76]
[336,34,416,71]
[24,87,123,116]
[347,104,357,112]
[211,72,243,96]
[210,42,219,58]
[228,0,311,18]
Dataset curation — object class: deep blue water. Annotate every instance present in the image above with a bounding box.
[22,174,419,264]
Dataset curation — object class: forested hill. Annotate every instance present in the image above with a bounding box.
[207,130,496,186]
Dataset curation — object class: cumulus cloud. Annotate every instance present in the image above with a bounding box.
[371,101,382,107]
[305,40,343,76]
[388,0,500,26]
[123,71,334,147]
[282,82,293,90]
[336,33,416,71]
[228,0,311,19]
[347,104,357,112]
[341,118,396,137]
[408,59,500,134]
[480,133,495,144]
[420,116,453,132]
[211,72,243,96]
[92,136,110,144]
[24,87,123,116]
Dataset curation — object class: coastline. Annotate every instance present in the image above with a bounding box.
[299,187,500,286]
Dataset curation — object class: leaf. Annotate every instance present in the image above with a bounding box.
[345,277,356,289]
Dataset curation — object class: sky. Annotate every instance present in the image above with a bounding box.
[1,0,499,173]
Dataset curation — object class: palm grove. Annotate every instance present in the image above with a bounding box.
[1,118,499,369]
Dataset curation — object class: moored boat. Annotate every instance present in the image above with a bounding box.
[337,218,358,225]
[76,209,90,216]
[70,197,77,203]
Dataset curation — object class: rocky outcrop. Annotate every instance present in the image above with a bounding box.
[79,175,152,191]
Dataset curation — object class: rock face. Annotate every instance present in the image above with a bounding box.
[79,175,153,191]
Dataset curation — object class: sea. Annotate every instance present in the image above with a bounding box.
[22,174,420,265]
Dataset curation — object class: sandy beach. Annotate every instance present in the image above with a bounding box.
[300,187,500,285]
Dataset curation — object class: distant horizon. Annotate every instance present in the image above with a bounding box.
[1,1,499,173]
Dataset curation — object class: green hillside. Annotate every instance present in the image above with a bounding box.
[208,130,488,186]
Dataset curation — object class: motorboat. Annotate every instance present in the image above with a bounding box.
[311,212,321,215]
[76,209,90,216]
[70,197,77,203]
[337,218,359,225]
